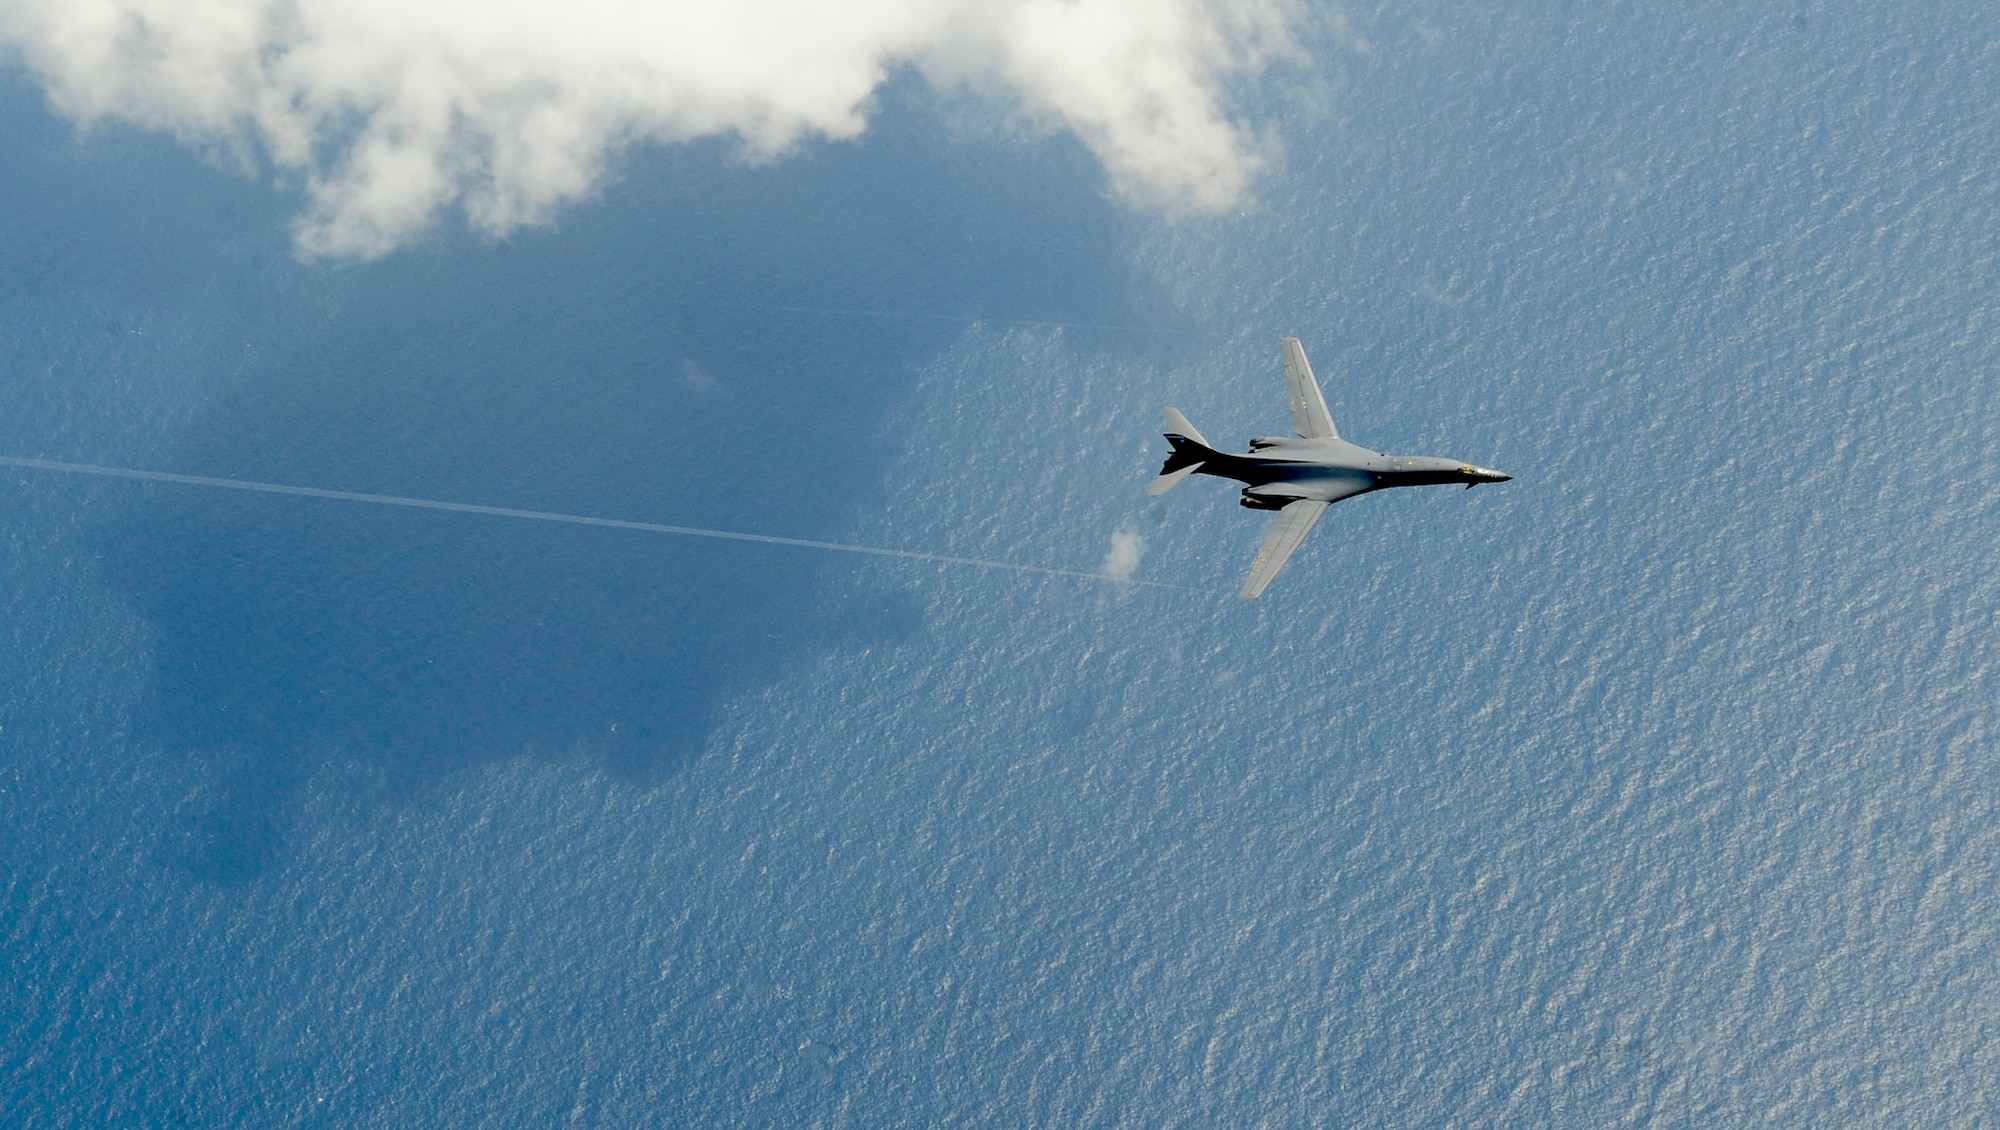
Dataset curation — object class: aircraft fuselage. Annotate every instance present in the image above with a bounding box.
[1186,436,1509,510]
[1150,336,1510,597]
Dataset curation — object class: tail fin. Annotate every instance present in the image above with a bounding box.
[1149,406,1214,496]
[1163,406,1209,448]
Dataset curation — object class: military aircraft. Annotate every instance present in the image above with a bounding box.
[1150,337,1510,598]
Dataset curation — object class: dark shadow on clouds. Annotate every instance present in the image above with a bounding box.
[20,74,1144,880]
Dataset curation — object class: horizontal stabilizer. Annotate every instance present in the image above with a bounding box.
[1148,462,1203,496]
[1163,406,1209,448]
[1152,406,1215,496]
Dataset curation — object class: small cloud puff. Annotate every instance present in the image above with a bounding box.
[1102,523,1145,582]
[0,0,1297,259]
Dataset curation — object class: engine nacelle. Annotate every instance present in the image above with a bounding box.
[1247,436,1292,451]
[1240,489,1298,511]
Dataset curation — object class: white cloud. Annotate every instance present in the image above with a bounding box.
[0,0,1296,259]
[1102,523,1145,581]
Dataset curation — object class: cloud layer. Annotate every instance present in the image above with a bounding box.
[0,0,1294,258]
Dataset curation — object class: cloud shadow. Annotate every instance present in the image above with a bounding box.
[63,76,1148,880]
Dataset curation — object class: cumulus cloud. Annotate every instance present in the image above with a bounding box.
[1102,523,1145,581]
[0,0,1296,259]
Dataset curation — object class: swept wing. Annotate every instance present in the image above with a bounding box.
[1241,499,1328,598]
[1239,478,1376,598]
[1282,337,1339,440]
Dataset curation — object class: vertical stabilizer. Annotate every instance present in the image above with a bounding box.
[1150,406,1213,496]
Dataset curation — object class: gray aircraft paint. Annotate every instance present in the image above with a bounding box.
[1150,337,1509,597]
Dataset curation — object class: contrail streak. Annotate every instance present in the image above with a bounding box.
[0,456,1198,592]
[767,305,1222,337]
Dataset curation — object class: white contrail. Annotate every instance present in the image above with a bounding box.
[766,305,1223,337]
[0,456,1198,592]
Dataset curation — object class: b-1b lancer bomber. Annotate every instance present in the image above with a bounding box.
[1150,337,1510,598]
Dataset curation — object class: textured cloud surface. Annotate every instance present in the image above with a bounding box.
[0,0,1294,258]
